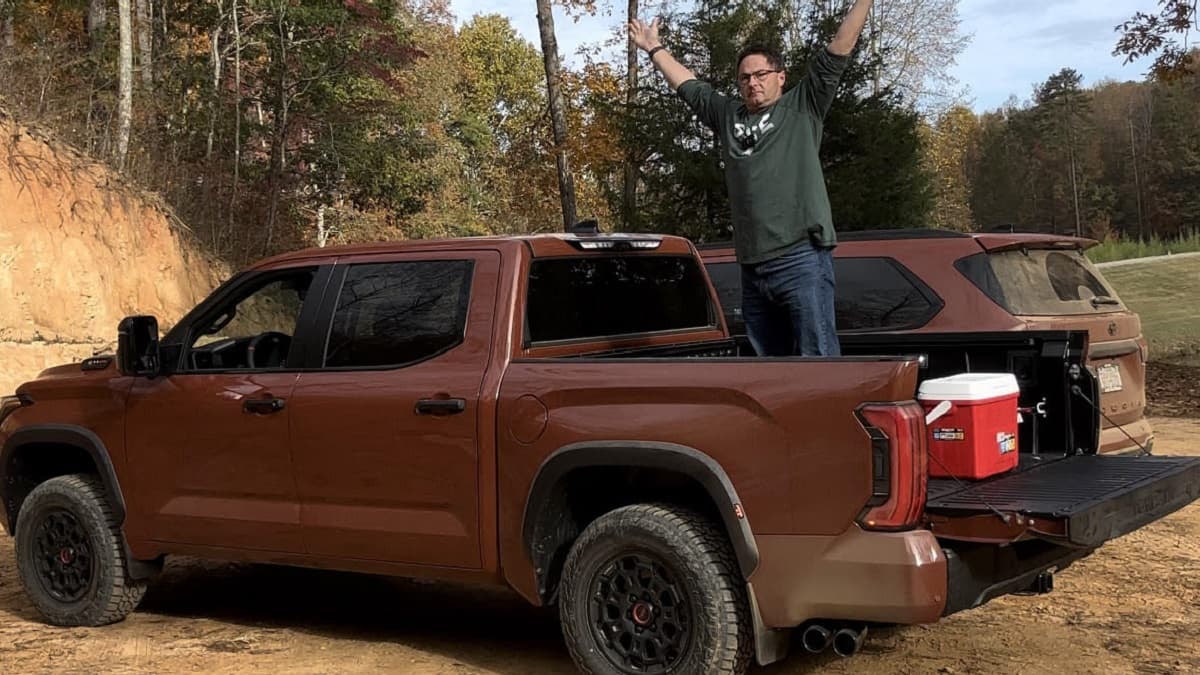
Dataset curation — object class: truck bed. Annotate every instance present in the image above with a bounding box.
[926,454,1200,548]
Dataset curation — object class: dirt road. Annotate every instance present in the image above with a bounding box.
[2,418,1198,674]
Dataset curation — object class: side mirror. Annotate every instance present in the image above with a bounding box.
[117,315,161,377]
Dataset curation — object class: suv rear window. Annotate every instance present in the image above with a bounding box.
[956,249,1126,316]
[526,255,714,343]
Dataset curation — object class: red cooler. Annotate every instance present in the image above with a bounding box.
[918,373,1020,480]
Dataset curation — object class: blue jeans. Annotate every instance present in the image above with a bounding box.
[741,246,841,356]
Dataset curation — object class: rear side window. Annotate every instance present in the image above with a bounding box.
[835,258,943,331]
[702,257,940,333]
[526,255,714,343]
[325,260,473,368]
[704,261,743,330]
[956,249,1125,316]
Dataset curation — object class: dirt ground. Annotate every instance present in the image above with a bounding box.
[1,419,1198,674]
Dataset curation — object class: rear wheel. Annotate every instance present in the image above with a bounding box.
[558,504,752,675]
[14,474,147,626]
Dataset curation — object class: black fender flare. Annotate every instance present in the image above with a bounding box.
[521,441,760,583]
[1,424,127,531]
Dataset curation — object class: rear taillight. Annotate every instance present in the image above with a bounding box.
[855,402,927,531]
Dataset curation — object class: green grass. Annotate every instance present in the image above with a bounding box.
[1086,230,1200,264]
[1102,255,1200,362]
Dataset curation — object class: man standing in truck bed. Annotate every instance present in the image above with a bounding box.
[629,0,873,357]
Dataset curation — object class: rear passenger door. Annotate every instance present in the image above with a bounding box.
[289,251,500,568]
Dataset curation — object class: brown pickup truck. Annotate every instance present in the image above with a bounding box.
[2,231,1199,675]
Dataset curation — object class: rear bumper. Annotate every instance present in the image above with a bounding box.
[1099,416,1154,455]
[750,528,947,628]
[749,526,1114,629]
[942,541,1094,616]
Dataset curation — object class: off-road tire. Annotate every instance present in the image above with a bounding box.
[14,474,147,626]
[558,503,753,675]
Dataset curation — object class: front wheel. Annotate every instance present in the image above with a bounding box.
[558,503,753,675]
[14,474,147,626]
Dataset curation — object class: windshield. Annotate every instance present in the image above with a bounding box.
[958,248,1126,316]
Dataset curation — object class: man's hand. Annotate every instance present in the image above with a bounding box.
[628,16,696,91]
[829,0,874,56]
[628,17,662,53]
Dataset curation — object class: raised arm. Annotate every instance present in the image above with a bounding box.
[829,0,874,56]
[628,18,695,91]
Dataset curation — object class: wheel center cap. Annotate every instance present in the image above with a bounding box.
[58,548,75,564]
[631,601,654,626]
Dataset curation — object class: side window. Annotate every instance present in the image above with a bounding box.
[834,258,942,331]
[324,260,473,369]
[704,261,744,332]
[186,268,316,371]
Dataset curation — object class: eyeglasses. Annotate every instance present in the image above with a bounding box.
[737,69,782,86]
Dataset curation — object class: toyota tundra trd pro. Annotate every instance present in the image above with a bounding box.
[3,231,1198,674]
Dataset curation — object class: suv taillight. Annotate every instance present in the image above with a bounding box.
[855,402,927,531]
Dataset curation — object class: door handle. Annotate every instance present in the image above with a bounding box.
[415,398,466,416]
[243,397,286,414]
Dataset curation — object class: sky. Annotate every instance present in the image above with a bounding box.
[446,0,1161,112]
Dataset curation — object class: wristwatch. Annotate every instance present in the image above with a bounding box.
[647,45,666,60]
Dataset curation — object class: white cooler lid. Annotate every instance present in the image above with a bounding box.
[918,373,1019,401]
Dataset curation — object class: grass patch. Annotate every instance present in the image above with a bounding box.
[1102,255,1200,361]
[1086,230,1200,264]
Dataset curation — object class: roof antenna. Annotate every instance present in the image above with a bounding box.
[570,219,600,235]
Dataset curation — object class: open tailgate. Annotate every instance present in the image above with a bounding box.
[926,454,1200,548]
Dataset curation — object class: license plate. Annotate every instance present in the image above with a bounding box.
[1098,363,1123,393]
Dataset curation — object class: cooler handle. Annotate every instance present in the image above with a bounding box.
[925,400,953,425]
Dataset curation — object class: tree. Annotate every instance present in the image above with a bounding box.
[1034,69,1093,236]
[535,0,579,230]
[863,0,971,112]
[136,0,152,87]
[457,14,560,231]
[968,106,1038,230]
[2,0,14,49]
[87,0,107,53]
[116,0,133,168]
[1115,0,1198,80]
[622,0,639,228]
[924,105,979,230]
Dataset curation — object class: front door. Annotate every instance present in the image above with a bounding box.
[125,265,328,552]
[290,251,499,568]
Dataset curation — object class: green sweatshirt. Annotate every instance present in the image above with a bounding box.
[678,48,850,264]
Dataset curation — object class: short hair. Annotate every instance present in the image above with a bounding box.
[736,44,784,72]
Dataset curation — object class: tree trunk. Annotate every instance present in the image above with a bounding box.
[621,0,639,230]
[136,0,153,87]
[2,0,14,49]
[535,0,578,231]
[229,0,242,236]
[116,0,133,169]
[87,0,107,53]
[1129,116,1144,242]
[265,8,290,256]
[315,205,329,247]
[206,12,222,161]
[265,84,288,255]
[1065,98,1081,238]
[869,0,881,96]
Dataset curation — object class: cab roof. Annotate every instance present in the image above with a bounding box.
[250,232,697,270]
